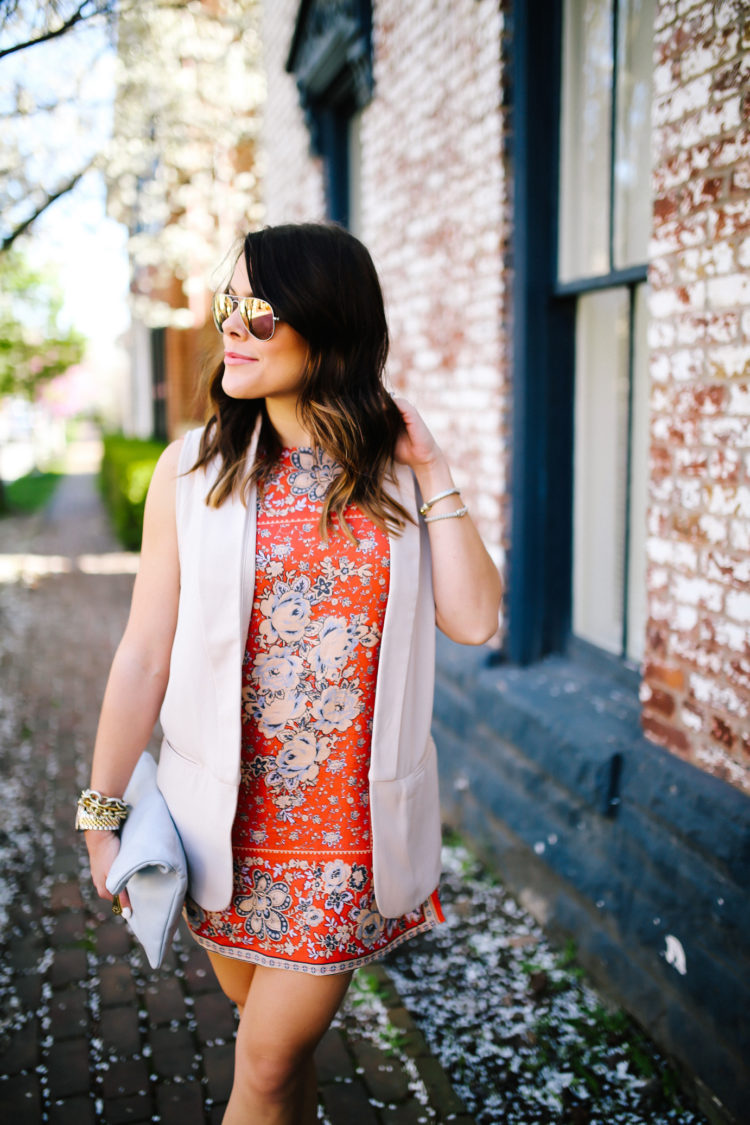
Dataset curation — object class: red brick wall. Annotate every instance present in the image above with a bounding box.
[262,0,750,795]
[261,0,511,591]
[261,0,326,221]
[642,0,750,792]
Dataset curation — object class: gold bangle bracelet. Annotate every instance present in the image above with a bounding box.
[423,505,469,524]
[419,487,460,516]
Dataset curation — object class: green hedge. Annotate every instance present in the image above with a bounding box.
[100,434,166,550]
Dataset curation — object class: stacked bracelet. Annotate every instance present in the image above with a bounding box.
[423,505,469,523]
[75,789,130,832]
[419,487,460,516]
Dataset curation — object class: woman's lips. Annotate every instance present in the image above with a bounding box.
[223,352,256,364]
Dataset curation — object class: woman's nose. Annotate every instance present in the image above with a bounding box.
[223,306,247,336]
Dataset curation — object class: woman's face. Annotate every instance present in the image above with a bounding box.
[219,256,309,409]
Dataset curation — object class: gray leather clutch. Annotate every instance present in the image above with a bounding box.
[106,751,188,969]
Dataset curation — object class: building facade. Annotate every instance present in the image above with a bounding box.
[260,1,749,1120]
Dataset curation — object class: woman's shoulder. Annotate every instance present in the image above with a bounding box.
[153,426,206,480]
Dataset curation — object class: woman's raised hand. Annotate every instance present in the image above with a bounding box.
[392,397,443,470]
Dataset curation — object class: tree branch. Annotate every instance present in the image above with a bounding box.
[1,162,95,252]
[0,1,112,60]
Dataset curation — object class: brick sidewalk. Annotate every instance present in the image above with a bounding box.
[0,447,475,1125]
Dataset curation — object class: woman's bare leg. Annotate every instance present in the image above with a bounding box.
[207,950,256,1019]
[207,953,352,1124]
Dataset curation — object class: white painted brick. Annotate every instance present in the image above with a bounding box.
[708,484,750,518]
[715,0,745,31]
[690,672,748,717]
[730,520,750,551]
[675,604,699,630]
[654,73,712,125]
[708,275,750,309]
[681,30,740,79]
[696,515,728,545]
[671,349,706,381]
[673,575,724,611]
[709,345,750,379]
[714,618,750,652]
[726,589,750,623]
[649,319,676,348]
[681,704,703,731]
[647,537,673,565]
[695,745,750,794]
[678,479,703,509]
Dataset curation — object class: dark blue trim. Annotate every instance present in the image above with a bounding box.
[507,0,574,665]
[554,264,648,296]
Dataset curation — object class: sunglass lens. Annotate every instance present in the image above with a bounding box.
[212,294,275,339]
[249,303,275,340]
[212,292,232,331]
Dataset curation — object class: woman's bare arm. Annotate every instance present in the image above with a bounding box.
[85,438,183,901]
[393,399,502,645]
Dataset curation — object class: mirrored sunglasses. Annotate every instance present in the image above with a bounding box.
[212,292,279,341]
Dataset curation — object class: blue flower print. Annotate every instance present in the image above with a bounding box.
[310,616,357,679]
[349,863,368,891]
[259,577,312,643]
[353,903,386,948]
[265,730,326,792]
[288,447,341,502]
[324,886,353,915]
[235,871,292,942]
[252,647,304,692]
[244,685,306,738]
[322,859,351,891]
[311,683,362,733]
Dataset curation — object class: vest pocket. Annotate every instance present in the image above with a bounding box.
[369,735,442,919]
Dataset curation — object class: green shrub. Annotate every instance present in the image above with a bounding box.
[3,469,63,515]
[100,434,166,550]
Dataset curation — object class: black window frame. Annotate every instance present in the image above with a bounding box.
[507,0,650,675]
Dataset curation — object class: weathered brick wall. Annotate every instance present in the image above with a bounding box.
[261,0,511,583]
[362,0,510,578]
[261,0,326,223]
[643,0,750,793]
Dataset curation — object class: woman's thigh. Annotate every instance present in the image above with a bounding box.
[238,965,353,1063]
[207,950,257,1011]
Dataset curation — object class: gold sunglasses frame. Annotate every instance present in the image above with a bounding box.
[212,292,280,340]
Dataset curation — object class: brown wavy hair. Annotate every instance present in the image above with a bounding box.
[192,222,410,538]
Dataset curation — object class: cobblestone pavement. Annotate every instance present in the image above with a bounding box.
[0,445,475,1125]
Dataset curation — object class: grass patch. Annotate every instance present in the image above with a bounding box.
[3,469,64,514]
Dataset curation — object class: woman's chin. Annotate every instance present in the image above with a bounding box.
[221,371,260,400]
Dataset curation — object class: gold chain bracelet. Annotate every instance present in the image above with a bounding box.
[75,789,130,832]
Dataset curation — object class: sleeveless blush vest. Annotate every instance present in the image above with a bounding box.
[156,427,441,919]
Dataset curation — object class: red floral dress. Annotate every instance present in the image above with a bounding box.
[185,447,443,973]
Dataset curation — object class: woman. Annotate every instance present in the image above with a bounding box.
[82,223,501,1124]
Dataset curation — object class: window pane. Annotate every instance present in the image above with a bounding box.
[573,288,630,653]
[613,0,656,268]
[558,0,613,282]
[626,283,650,662]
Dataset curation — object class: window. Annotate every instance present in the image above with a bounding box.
[558,0,655,663]
[507,0,654,668]
[287,0,372,230]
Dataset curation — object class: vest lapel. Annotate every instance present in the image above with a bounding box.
[370,463,421,780]
[197,426,259,779]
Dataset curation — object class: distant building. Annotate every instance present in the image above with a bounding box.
[262,2,748,1121]
[108,0,263,441]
